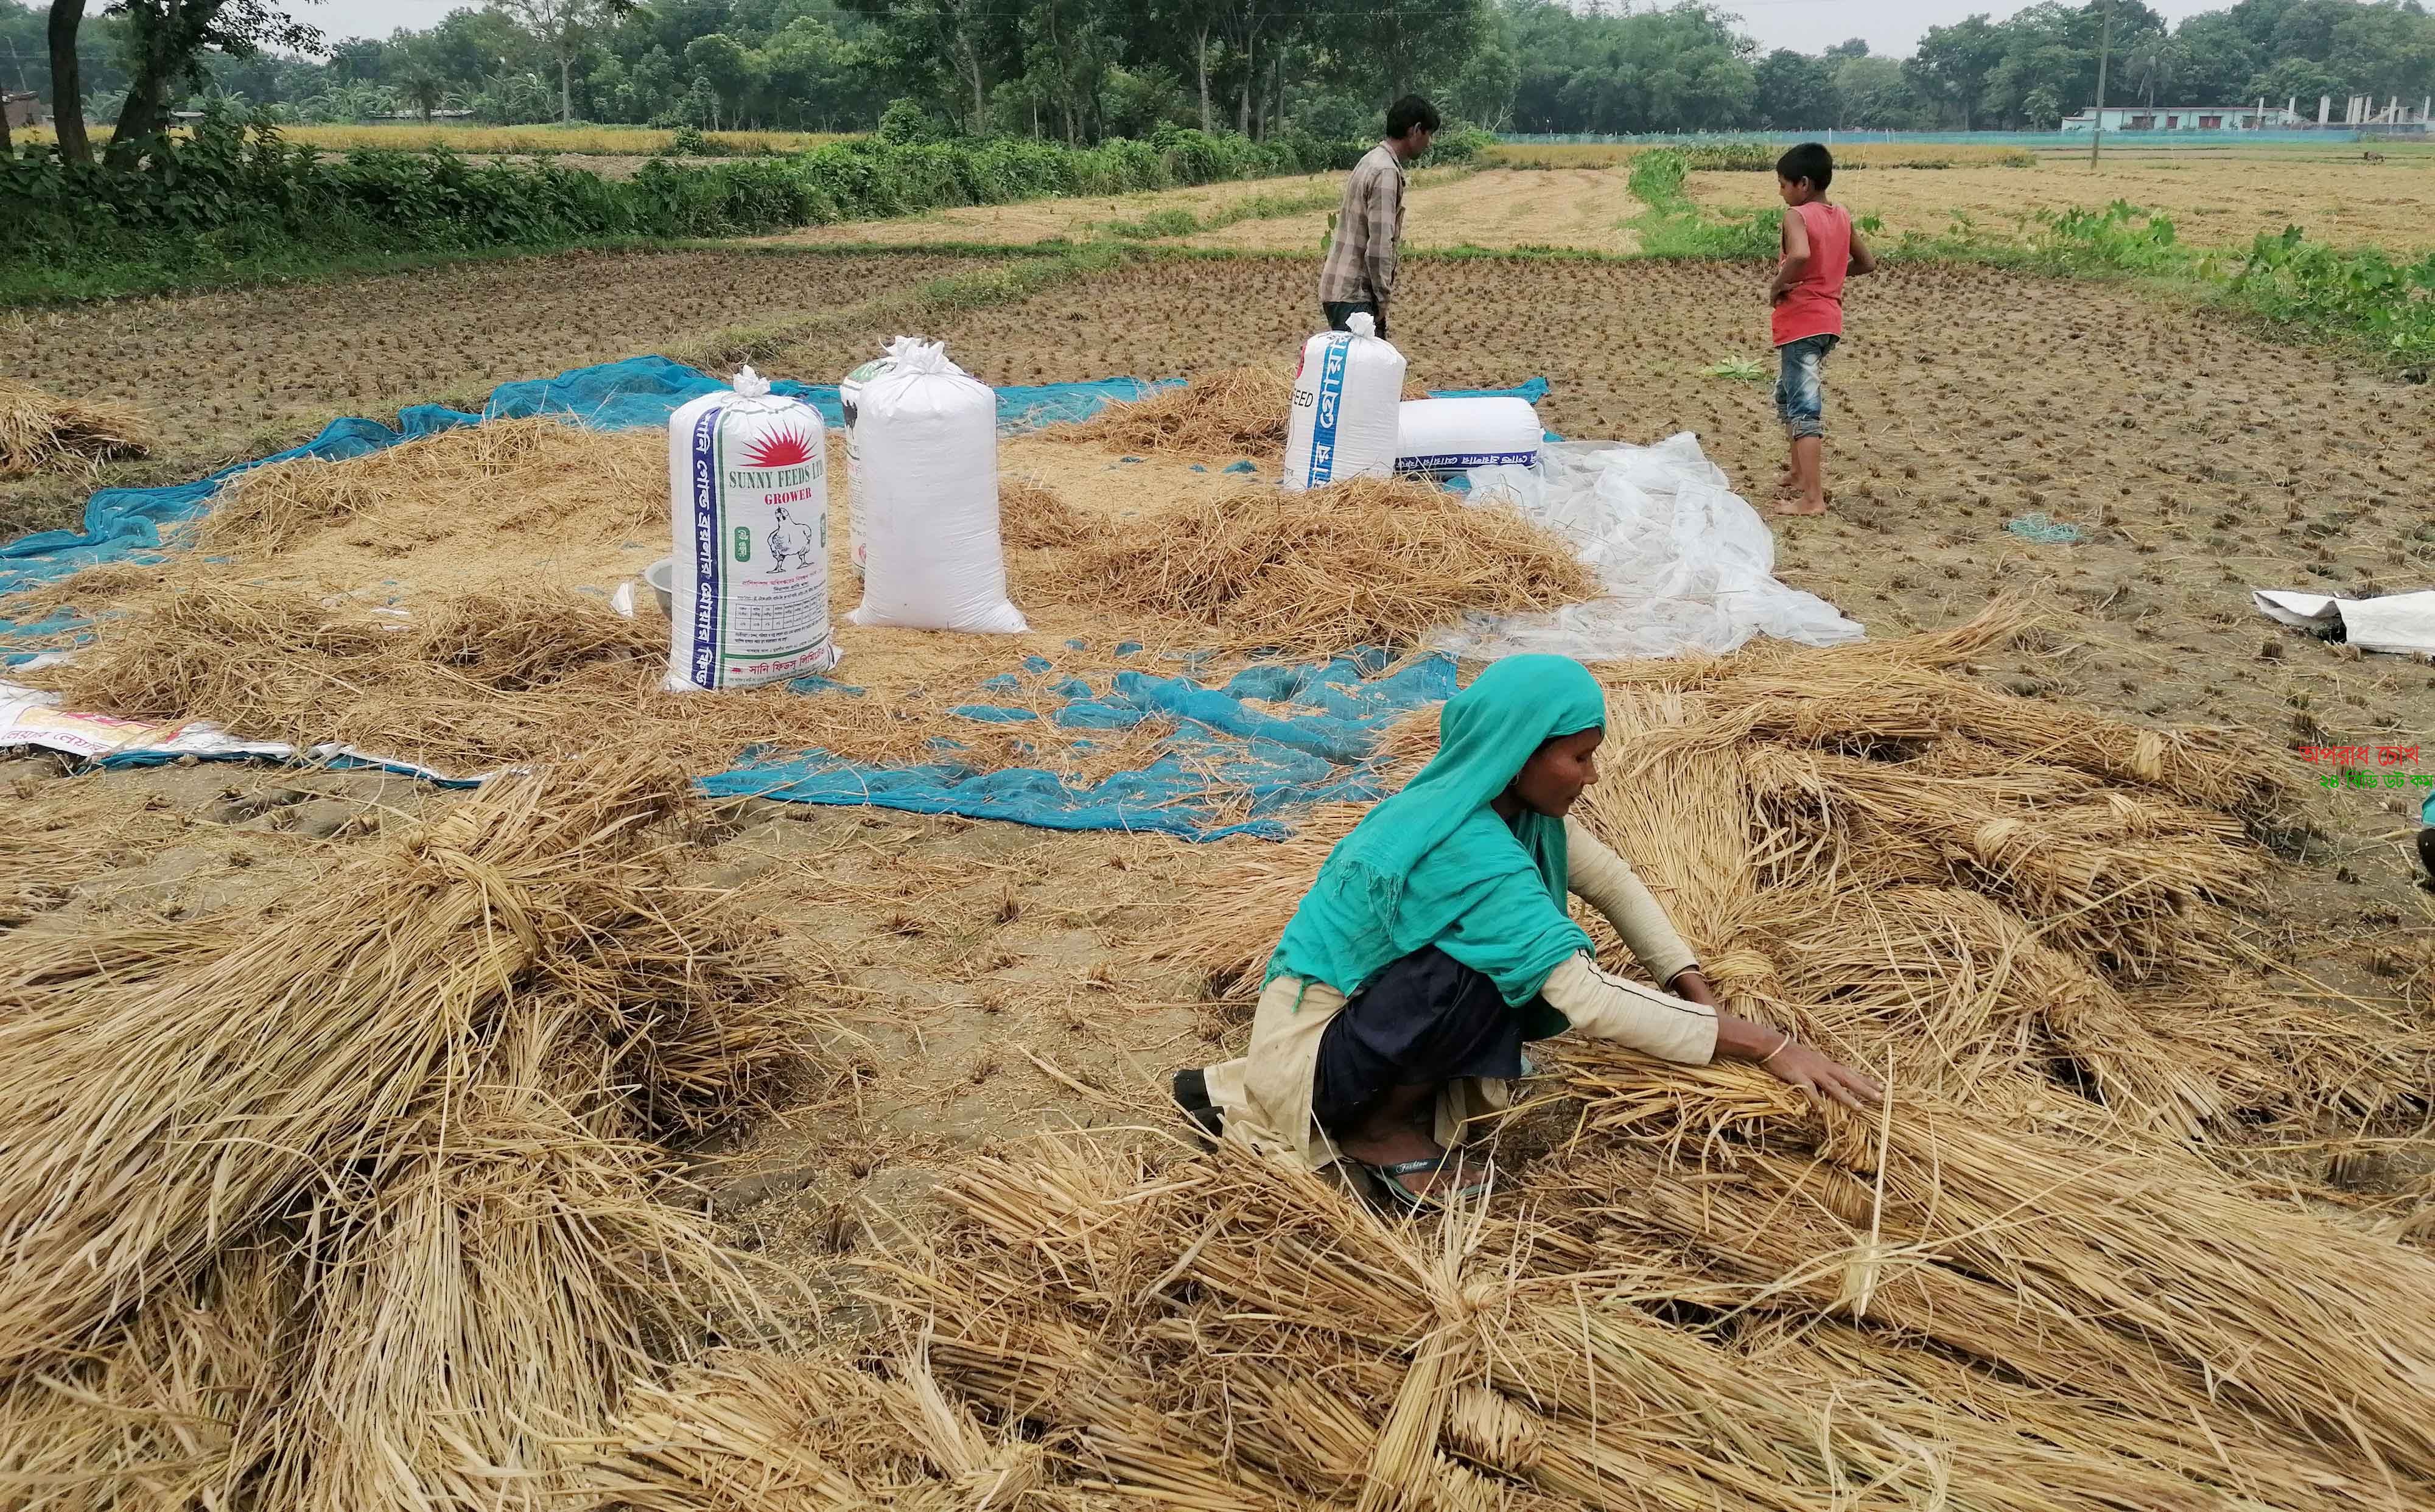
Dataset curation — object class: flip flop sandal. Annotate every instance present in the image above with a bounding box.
[1358,1153,1490,1213]
[1171,1068,1223,1147]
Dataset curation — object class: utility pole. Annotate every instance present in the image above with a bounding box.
[2090,0,2114,168]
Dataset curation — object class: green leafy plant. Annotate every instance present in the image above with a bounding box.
[1700,355,1767,381]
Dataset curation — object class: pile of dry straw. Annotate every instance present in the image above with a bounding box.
[0,762,1122,1510]
[21,411,1591,774]
[0,379,152,478]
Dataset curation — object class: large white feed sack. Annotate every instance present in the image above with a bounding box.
[1283,312,1404,492]
[847,340,1027,634]
[665,366,842,692]
[839,335,919,579]
[1395,396,1543,473]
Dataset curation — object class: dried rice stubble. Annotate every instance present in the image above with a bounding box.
[1026,477,1596,657]
[0,377,153,478]
[1061,367,1291,457]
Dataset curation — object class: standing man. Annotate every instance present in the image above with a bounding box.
[1319,94,1438,338]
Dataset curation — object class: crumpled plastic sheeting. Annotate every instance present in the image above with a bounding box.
[1432,436,1866,662]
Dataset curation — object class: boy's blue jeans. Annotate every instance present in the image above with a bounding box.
[1775,333,1838,439]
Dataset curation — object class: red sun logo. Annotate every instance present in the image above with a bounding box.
[741,428,816,469]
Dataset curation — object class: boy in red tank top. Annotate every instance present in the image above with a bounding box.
[1766,142,1874,517]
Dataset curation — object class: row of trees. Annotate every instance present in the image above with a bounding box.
[10,0,2435,158]
[1510,0,2435,135]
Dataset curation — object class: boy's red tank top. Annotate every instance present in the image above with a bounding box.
[1772,201,1850,346]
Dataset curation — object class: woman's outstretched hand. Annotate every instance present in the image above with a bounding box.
[1674,970,1884,1112]
[1757,1040,1883,1112]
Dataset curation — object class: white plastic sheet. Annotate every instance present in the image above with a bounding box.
[2253,587,2435,658]
[1432,436,1865,661]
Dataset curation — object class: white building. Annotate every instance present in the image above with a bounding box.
[2060,104,2302,133]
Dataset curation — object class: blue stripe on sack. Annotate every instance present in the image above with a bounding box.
[1396,449,1541,472]
[688,405,724,689]
[1309,335,1350,485]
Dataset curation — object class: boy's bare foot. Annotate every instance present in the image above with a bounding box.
[1770,492,1829,516]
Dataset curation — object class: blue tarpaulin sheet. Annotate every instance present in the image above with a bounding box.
[1,356,1550,839]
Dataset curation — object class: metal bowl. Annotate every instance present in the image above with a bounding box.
[643,556,675,615]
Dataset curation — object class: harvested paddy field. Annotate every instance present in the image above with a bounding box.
[1179,166,1644,253]
[752,171,1344,247]
[1690,153,2435,251]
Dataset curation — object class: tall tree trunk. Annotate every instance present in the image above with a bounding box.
[1196,26,1210,132]
[108,0,193,170]
[47,0,91,164]
[1,103,13,157]
[558,51,572,123]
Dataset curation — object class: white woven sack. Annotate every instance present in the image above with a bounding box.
[839,335,922,579]
[664,365,842,692]
[1282,312,1404,492]
[847,340,1027,634]
[1395,396,1543,473]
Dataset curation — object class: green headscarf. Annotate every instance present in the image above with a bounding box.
[1267,654,1606,1010]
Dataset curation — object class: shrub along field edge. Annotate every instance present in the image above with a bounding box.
[1,113,1494,307]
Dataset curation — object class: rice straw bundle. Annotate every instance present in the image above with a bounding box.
[0,762,820,1508]
[866,1128,2423,1512]
[1032,478,1596,655]
[1683,662,2295,817]
[571,1345,1055,1511]
[0,758,773,1366]
[1549,1053,2435,1485]
[266,1045,768,1510]
[0,378,152,477]
[0,1250,296,1512]
[1065,368,1291,455]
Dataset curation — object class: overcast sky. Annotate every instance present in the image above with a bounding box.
[296,0,2237,54]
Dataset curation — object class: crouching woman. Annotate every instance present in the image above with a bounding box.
[1175,654,1880,1208]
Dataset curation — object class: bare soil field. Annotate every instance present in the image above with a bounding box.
[0,248,983,540]
[1179,166,1644,253]
[1690,156,2435,251]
